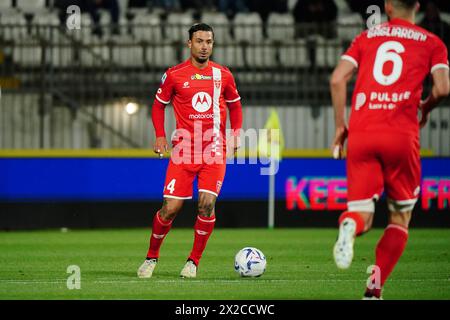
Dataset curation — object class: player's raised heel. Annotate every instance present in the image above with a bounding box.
[180,260,197,278]
[137,258,158,278]
[333,218,356,269]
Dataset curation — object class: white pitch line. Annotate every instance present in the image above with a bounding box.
[0,279,448,285]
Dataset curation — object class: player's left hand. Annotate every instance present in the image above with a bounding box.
[227,135,241,158]
[419,111,430,129]
[332,125,348,159]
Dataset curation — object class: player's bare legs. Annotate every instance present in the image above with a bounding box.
[365,210,411,299]
[138,198,184,278]
[334,211,374,269]
[181,192,217,278]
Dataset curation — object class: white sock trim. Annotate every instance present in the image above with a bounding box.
[386,224,409,235]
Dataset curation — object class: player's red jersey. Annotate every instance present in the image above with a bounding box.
[342,18,449,136]
[155,59,241,162]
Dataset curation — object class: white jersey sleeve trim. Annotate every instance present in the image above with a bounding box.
[156,95,170,105]
[430,63,449,74]
[341,55,358,68]
[225,97,241,103]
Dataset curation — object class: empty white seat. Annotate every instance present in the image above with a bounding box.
[200,11,232,44]
[166,12,194,42]
[233,13,263,43]
[47,45,75,67]
[0,0,16,14]
[315,38,343,67]
[81,44,109,66]
[112,44,144,67]
[267,13,295,42]
[440,12,450,24]
[278,40,309,67]
[13,42,42,66]
[16,0,46,12]
[145,44,177,67]
[212,45,245,68]
[133,13,162,42]
[337,13,364,41]
[245,44,277,67]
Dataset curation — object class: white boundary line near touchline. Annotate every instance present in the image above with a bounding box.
[0,278,447,285]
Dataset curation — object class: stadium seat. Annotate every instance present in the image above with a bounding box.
[166,12,194,42]
[245,44,278,68]
[233,13,263,43]
[111,43,144,67]
[46,45,74,67]
[440,12,450,24]
[16,0,46,12]
[13,41,42,66]
[337,13,364,41]
[145,44,177,67]
[334,0,353,15]
[0,12,28,41]
[278,39,309,68]
[80,44,110,66]
[132,13,162,43]
[212,45,245,68]
[200,11,232,44]
[315,37,343,67]
[0,0,16,14]
[267,13,295,42]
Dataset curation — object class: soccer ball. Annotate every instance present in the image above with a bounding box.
[234,247,266,277]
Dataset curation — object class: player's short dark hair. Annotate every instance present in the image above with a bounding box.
[387,0,418,10]
[188,23,214,40]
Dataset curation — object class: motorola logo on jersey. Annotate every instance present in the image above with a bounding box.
[192,92,212,113]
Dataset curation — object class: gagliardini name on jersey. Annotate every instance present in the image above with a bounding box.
[367,26,427,42]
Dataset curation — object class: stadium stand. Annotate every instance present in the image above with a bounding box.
[0,0,449,153]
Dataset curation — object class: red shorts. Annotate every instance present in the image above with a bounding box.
[347,132,421,213]
[163,158,226,199]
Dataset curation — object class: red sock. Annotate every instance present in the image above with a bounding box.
[188,215,216,266]
[366,224,409,298]
[146,211,173,259]
[338,211,365,235]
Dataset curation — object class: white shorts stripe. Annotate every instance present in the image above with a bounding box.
[163,195,192,200]
[347,195,379,213]
[198,189,218,197]
[387,198,418,213]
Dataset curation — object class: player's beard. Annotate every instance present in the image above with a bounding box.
[194,54,209,64]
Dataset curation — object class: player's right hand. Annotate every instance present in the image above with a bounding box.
[154,137,169,158]
[332,125,348,159]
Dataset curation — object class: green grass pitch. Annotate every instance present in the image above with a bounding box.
[0,228,449,300]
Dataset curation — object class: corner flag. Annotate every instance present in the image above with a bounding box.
[258,108,285,160]
[258,108,284,229]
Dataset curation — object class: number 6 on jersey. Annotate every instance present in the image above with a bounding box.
[373,41,405,86]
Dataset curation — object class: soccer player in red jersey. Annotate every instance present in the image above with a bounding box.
[137,23,243,278]
[330,0,449,299]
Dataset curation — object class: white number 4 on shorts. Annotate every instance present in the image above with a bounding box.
[166,179,176,194]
